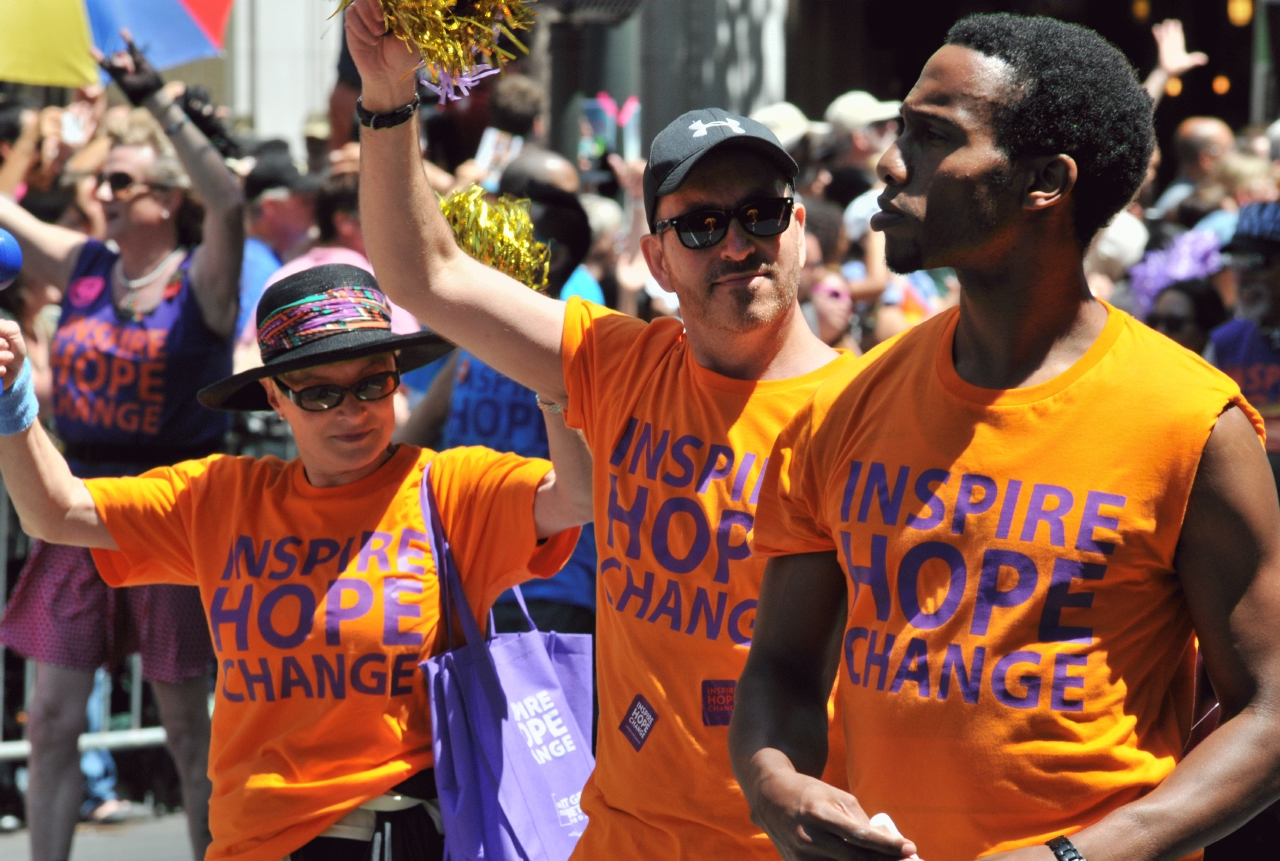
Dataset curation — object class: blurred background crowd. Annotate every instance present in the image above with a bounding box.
[1,0,1279,848]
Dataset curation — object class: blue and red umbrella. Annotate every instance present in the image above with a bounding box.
[0,0,234,88]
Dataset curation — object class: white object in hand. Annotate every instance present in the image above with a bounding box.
[869,813,921,859]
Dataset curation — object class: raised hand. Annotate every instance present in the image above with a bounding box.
[607,153,646,202]
[93,29,164,107]
[1153,19,1207,79]
[0,320,28,390]
[344,0,422,110]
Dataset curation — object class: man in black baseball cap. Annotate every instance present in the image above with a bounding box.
[347,2,852,855]
[240,144,321,337]
[643,107,799,230]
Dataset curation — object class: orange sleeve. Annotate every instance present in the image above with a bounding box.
[750,397,839,557]
[560,294,647,440]
[428,446,580,619]
[85,456,223,587]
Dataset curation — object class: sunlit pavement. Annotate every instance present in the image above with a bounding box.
[0,813,192,861]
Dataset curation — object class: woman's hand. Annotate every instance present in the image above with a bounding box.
[344,0,422,111]
[0,319,28,389]
[93,30,164,107]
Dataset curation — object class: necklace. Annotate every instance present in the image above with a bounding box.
[115,248,185,290]
[113,248,185,318]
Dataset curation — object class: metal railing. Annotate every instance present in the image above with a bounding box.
[0,481,167,762]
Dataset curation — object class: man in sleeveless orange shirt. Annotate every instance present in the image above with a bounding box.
[344,1,855,856]
[731,14,1280,861]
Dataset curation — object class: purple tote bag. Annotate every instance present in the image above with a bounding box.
[419,466,594,861]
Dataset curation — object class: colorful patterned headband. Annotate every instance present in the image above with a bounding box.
[258,287,392,361]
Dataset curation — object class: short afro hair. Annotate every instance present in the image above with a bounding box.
[945,14,1154,246]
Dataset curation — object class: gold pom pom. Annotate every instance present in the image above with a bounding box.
[439,185,550,291]
[337,0,534,100]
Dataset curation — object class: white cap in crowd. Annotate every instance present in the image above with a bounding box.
[825,90,901,132]
[749,102,831,151]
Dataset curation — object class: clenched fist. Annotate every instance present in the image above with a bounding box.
[0,319,29,390]
[344,0,422,111]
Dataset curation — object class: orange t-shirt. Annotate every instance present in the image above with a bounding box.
[560,297,857,859]
[85,444,578,861]
[753,303,1263,861]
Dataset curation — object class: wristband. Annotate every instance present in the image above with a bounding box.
[1046,836,1087,861]
[163,113,189,136]
[0,360,39,436]
[356,95,420,130]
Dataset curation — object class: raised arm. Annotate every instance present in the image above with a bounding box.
[0,194,88,289]
[97,36,244,339]
[152,86,244,339]
[730,551,915,861]
[0,320,114,549]
[346,0,567,401]
[1143,20,1207,110]
[532,400,594,538]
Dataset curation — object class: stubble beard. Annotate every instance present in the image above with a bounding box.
[682,256,798,334]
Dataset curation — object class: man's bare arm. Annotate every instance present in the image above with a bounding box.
[347,0,567,401]
[730,551,915,861]
[533,404,594,538]
[1036,407,1280,861]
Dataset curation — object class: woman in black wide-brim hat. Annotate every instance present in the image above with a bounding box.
[0,263,594,861]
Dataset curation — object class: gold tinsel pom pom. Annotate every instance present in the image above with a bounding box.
[440,185,550,291]
[337,0,533,98]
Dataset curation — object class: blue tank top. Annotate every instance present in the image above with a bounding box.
[1209,317,1280,453]
[52,240,233,477]
[441,350,596,610]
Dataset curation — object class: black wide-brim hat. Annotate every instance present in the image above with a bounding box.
[198,264,453,411]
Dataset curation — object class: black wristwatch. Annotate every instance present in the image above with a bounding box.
[1046,836,1087,861]
[355,95,420,130]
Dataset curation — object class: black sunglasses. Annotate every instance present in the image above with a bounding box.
[273,370,400,412]
[97,171,170,195]
[654,197,794,250]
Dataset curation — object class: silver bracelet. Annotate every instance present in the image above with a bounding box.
[536,397,564,415]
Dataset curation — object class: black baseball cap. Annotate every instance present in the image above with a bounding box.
[245,147,323,201]
[643,108,798,230]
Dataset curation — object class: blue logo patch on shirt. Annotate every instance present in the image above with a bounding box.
[702,679,736,726]
[620,694,658,751]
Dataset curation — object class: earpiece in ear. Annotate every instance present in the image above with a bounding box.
[162,209,171,219]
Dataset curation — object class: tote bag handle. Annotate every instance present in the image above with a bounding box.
[419,463,486,649]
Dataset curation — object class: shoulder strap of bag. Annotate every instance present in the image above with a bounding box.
[420,461,486,647]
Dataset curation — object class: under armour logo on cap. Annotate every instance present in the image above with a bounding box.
[688,118,744,138]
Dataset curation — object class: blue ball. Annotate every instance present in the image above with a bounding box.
[0,228,21,291]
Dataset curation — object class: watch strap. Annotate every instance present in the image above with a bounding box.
[355,95,420,130]
[1046,836,1087,861]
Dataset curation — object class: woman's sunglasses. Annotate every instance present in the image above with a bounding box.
[273,370,400,412]
[654,197,794,250]
[96,171,169,197]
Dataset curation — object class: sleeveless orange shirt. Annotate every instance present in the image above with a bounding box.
[753,303,1263,861]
